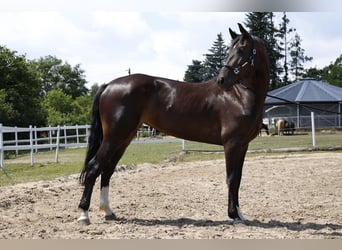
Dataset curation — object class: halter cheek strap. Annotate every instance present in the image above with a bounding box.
[223,39,256,76]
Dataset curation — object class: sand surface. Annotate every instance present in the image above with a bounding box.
[0,152,341,239]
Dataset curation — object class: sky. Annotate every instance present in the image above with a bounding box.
[1,1,341,88]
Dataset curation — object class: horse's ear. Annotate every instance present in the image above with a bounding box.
[229,28,238,40]
[238,23,251,40]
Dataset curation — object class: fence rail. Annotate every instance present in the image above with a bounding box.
[0,124,184,170]
[0,124,90,170]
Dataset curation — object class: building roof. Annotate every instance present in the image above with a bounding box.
[265,79,342,104]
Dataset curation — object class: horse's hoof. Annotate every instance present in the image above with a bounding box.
[228,206,245,222]
[233,218,245,224]
[232,218,247,227]
[105,213,117,221]
[77,218,91,225]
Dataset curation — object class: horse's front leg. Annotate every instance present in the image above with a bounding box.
[224,142,248,221]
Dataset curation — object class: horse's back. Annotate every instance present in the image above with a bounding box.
[103,73,215,110]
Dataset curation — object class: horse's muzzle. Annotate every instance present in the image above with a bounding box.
[217,77,225,87]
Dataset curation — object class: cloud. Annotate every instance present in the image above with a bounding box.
[287,12,342,68]
[0,12,94,62]
[0,11,248,85]
[91,12,149,37]
[1,10,341,88]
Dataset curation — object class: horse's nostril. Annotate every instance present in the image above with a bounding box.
[219,77,224,85]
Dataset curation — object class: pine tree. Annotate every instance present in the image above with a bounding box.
[202,33,228,81]
[277,12,296,85]
[289,33,313,81]
[183,60,205,82]
[244,12,283,90]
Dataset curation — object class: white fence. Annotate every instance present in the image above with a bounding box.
[0,124,90,170]
[0,124,184,170]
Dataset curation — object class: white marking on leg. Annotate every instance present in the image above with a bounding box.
[236,206,245,221]
[78,210,89,221]
[100,186,114,216]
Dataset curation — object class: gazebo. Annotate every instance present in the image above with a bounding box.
[264,79,342,128]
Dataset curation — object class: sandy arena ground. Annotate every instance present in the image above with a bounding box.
[0,152,341,239]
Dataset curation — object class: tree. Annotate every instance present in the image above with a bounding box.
[244,12,283,90]
[43,90,93,126]
[90,83,100,98]
[289,33,313,81]
[322,55,342,87]
[43,90,74,125]
[71,95,93,125]
[183,60,205,82]
[304,55,342,87]
[0,89,16,123]
[202,33,228,81]
[304,67,324,80]
[0,45,45,126]
[32,55,88,99]
[277,12,296,85]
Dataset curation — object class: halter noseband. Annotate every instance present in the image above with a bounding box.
[223,38,256,76]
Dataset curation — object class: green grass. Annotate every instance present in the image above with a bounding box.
[180,132,342,152]
[249,133,342,150]
[0,162,81,186]
[119,142,182,165]
[1,132,341,186]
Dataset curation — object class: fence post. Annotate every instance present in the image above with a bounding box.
[76,124,79,145]
[49,125,53,151]
[34,125,38,153]
[85,125,89,144]
[55,125,60,163]
[29,125,34,166]
[64,125,67,146]
[339,102,341,128]
[182,139,186,151]
[311,112,316,148]
[0,124,4,170]
[15,126,18,156]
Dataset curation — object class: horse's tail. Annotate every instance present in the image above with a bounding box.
[79,83,108,185]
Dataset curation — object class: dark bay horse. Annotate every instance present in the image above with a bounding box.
[77,23,270,225]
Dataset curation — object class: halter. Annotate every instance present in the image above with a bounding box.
[223,38,256,76]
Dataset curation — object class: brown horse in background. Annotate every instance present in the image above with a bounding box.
[275,119,295,135]
[275,119,286,136]
[77,23,270,225]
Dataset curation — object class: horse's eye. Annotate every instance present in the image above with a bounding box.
[238,47,244,54]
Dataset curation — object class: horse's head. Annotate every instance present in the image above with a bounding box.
[217,23,266,91]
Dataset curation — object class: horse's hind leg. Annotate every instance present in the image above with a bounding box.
[99,145,127,220]
[77,139,131,224]
[96,117,142,221]
[78,156,102,225]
